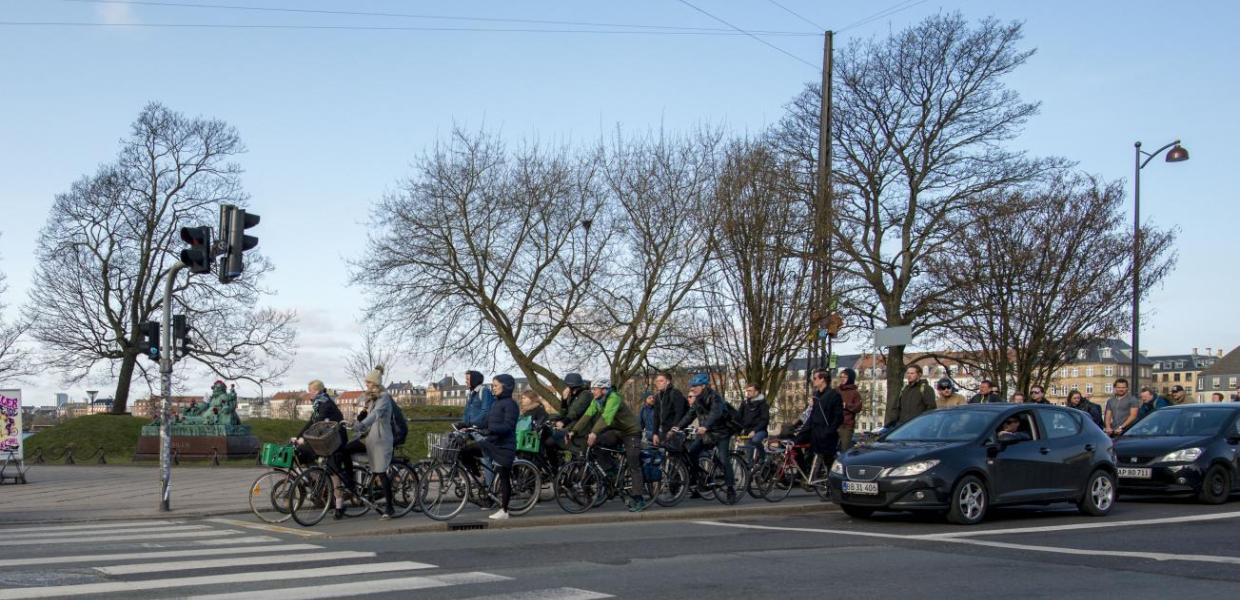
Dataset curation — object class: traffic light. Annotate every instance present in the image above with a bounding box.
[218,204,260,284]
[172,314,191,359]
[137,321,160,361]
[180,226,213,274]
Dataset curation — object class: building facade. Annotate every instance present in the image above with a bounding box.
[1196,346,1240,402]
[1149,349,1221,400]
[1048,339,1153,404]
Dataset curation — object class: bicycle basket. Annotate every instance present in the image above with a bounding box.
[430,431,464,464]
[260,442,295,468]
[302,421,344,457]
[663,431,686,452]
[516,429,541,453]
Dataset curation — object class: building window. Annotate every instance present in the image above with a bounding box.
[1086,384,1095,394]
[1071,368,1080,378]
[1214,377,1222,388]
[1175,361,1184,369]
[1231,377,1238,387]
[1186,372,1193,380]
[1104,366,1114,377]
[1085,367,1094,377]
[1173,373,1181,382]
[1078,349,1088,360]
[1162,374,1169,382]
[1104,384,1112,394]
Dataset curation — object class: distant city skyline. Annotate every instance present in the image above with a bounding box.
[2,1,1238,406]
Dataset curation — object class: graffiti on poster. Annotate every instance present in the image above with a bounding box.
[1,390,21,460]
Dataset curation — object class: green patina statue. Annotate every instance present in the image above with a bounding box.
[141,380,250,437]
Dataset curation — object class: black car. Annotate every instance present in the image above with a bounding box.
[1112,404,1240,504]
[829,404,1117,524]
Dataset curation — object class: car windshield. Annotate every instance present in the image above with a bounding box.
[884,411,992,442]
[1124,410,1232,437]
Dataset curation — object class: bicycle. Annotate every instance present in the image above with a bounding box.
[681,429,748,505]
[285,428,421,527]
[652,431,692,508]
[748,437,832,502]
[249,442,309,524]
[418,426,542,521]
[552,441,659,514]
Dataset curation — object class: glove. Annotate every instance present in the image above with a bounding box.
[454,421,468,429]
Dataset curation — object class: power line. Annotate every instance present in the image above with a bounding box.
[674,0,818,70]
[838,0,928,33]
[765,0,825,31]
[57,0,816,36]
[0,20,815,36]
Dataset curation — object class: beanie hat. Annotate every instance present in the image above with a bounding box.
[365,365,385,387]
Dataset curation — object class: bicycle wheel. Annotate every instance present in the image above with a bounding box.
[389,462,420,518]
[655,456,689,507]
[810,457,833,502]
[697,457,719,500]
[554,459,603,514]
[249,470,293,524]
[506,460,542,516]
[288,467,331,527]
[419,463,470,521]
[749,459,776,500]
[729,452,750,497]
[345,465,373,518]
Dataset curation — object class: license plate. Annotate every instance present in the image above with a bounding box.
[843,481,879,495]
[1117,467,1151,479]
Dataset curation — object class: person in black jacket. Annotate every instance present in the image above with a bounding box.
[802,370,844,474]
[675,373,739,504]
[1066,390,1104,428]
[651,372,688,446]
[737,384,770,464]
[290,380,350,519]
[461,374,519,520]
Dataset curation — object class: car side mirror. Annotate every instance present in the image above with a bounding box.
[1227,435,1240,445]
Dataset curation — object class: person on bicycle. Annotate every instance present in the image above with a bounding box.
[567,378,648,512]
[291,380,349,519]
[675,373,739,504]
[556,373,592,431]
[651,372,688,447]
[340,366,397,519]
[463,370,495,428]
[459,374,520,520]
[737,383,770,464]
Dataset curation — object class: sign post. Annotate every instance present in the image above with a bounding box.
[1,389,25,484]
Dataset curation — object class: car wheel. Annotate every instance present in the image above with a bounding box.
[1077,469,1116,517]
[946,475,987,525]
[840,504,875,519]
[1196,465,1231,505]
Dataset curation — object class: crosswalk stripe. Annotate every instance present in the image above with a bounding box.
[184,572,511,600]
[0,520,180,534]
[0,561,435,600]
[0,544,322,567]
[2,525,213,541]
[206,517,324,537]
[198,535,279,545]
[3,529,241,546]
[96,551,379,575]
[457,587,614,600]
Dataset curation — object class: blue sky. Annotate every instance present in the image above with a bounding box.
[1,1,1237,405]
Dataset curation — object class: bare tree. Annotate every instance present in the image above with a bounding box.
[25,103,298,414]
[354,128,605,402]
[773,14,1063,405]
[928,174,1176,395]
[0,235,33,383]
[699,141,813,416]
[566,131,720,387]
[344,326,401,389]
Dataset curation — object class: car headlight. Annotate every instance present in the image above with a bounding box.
[883,459,940,478]
[1156,448,1203,463]
[830,460,844,475]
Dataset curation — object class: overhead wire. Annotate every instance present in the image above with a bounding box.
[0,21,816,36]
[838,0,928,33]
[54,0,817,36]
[765,0,825,31]
[673,0,818,70]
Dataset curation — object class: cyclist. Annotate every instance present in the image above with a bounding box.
[556,373,593,432]
[567,378,648,512]
[290,379,349,519]
[460,374,520,520]
[675,373,739,504]
[341,366,397,519]
[651,372,688,446]
[737,383,770,464]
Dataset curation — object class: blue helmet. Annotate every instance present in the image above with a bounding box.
[689,373,710,387]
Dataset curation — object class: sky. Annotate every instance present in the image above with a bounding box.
[1,0,1238,406]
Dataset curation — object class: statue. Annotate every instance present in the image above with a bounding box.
[137,380,258,460]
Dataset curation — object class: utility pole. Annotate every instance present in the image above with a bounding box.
[820,30,834,374]
[159,263,185,512]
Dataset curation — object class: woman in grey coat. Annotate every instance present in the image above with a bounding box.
[342,365,397,519]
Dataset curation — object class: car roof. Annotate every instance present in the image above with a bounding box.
[938,403,1059,412]
[1157,404,1240,411]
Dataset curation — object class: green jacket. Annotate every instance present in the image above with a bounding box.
[558,387,593,428]
[573,390,641,438]
[887,379,936,428]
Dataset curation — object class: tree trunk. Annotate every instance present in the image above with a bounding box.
[886,345,906,417]
[110,351,138,415]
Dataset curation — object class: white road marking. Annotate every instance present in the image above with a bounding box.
[197,535,279,545]
[96,550,381,575]
[0,544,322,567]
[457,587,614,600]
[185,572,510,600]
[0,520,180,534]
[0,561,435,600]
[207,517,324,537]
[920,510,1240,539]
[0,525,213,541]
[2,529,242,546]
[695,519,1240,566]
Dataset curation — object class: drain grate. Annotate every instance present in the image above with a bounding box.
[447,521,489,532]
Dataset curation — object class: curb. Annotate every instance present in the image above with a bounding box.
[324,501,840,539]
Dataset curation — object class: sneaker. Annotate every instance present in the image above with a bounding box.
[628,496,648,513]
[489,509,510,520]
[725,488,738,505]
[332,507,345,520]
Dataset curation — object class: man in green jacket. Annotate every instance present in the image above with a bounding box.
[568,379,647,512]
[886,366,937,428]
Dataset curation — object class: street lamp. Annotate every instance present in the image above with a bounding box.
[579,219,593,283]
[1131,139,1189,391]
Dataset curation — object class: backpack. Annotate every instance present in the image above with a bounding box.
[390,402,409,447]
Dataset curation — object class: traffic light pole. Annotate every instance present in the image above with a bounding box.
[159,262,185,512]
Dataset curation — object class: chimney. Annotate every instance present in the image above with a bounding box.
[1206,347,1213,357]
[1193,347,1198,356]
[1220,349,1226,358]
[1139,350,1148,357]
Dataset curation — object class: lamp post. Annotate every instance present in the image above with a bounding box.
[580,219,593,283]
[1131,140,1189,390]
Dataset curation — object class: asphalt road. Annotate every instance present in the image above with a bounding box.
[2,497,1237,598]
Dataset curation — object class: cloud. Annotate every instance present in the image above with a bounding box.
[96,3,138,25]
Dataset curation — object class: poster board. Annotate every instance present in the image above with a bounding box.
[1,389,21,460]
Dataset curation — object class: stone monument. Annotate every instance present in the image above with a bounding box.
[133,381,260,460]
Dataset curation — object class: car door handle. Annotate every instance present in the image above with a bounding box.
[1084,444,1095,452]
[1039,447,1050,455]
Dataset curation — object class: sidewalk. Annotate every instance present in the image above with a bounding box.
[0,465,838,531]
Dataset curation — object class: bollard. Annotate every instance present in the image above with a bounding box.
[64,445,76,465]
[210,447,221,467]
[96,446,107,464]
[32,448,45,465]
[172,448,180,466]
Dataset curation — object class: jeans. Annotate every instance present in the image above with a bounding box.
[598,430,645,498]
[743,430,768,465]
[688,434,734,489]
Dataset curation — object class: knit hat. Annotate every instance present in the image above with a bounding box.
[365,365,385,387]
